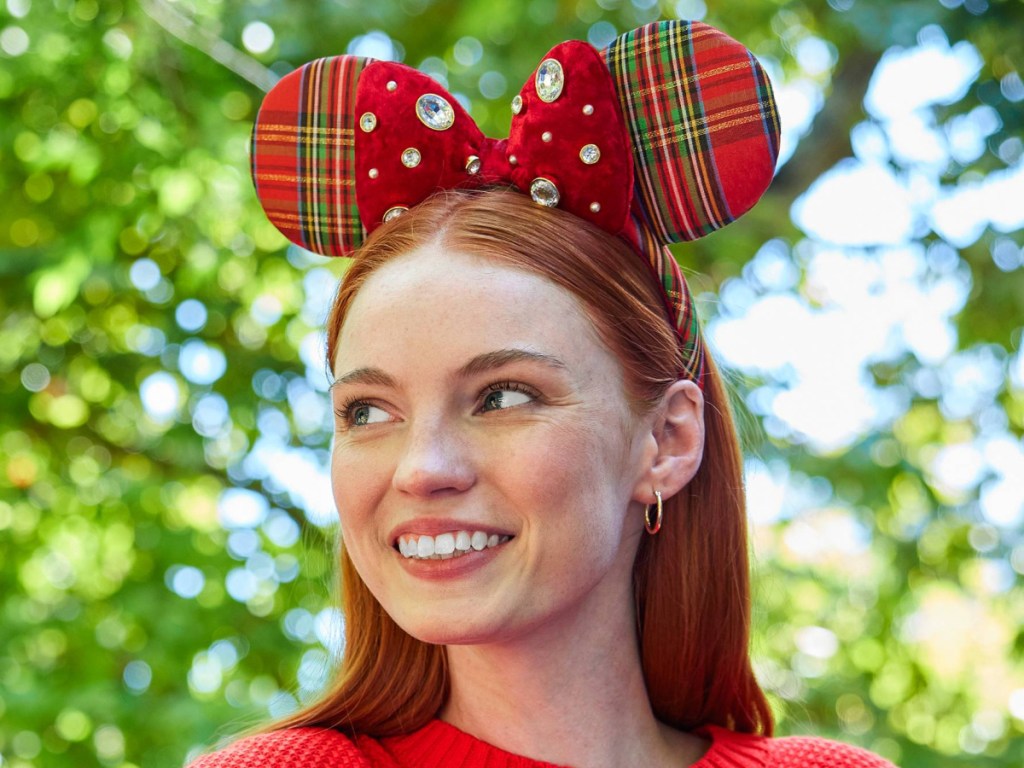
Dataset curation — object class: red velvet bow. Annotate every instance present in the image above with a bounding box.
[252,21,780,261]
[354,40,634,236]
[251,20,783,389]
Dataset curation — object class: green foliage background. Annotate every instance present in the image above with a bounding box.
[1,0,1022,766]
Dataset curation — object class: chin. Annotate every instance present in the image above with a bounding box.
[384,601,521,647]
[392,614,500,647]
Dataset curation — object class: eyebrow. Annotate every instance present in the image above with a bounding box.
[456,348,567,379]
[330,348,567,391]
[330,366,397,391]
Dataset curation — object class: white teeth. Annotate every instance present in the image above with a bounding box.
[434,532,455,555]
[417,536,435,558]
[398,530,510,560]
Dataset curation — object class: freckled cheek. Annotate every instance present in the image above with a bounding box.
[493,426,610,517]
[331,477,391,598]
[330,449,391,549]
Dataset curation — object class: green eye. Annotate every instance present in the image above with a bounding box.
[481,387,533,412]
[340,402,390,427]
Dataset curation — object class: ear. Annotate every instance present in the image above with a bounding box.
[632,380,705,505]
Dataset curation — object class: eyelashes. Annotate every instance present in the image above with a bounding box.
[479,381,538,412]
[334,381,540,429]
[334,399,388,429]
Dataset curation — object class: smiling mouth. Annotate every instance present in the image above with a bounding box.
[396,531,512,561]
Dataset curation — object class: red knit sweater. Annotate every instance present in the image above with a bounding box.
[189,719,897,767]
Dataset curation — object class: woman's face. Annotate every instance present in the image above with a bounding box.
[330,244,656,646]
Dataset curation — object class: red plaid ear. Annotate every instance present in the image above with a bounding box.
[251,56,369,257]
[603,21,781,243]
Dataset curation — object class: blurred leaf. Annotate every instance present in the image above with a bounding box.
[1,1,1022,767]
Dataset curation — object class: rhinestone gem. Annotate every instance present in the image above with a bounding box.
[465,155,482,174]
[535,58,565,103]
[590,202,601,213]
[386,80,398,92]
[360,112,377,132]
[383,206,408,222]
[511,94,523,115]
[415,93,455,131]
[580,144,600,165]
[582,104,594,115]
[368,168,379,179]
[401,147,422,168]
[542,131,553,143]
[529,178,560,208]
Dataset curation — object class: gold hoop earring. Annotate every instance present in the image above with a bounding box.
[644,490,663,535]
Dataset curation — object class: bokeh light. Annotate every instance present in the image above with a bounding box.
[3,3,1022,766]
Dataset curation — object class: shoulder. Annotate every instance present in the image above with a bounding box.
[765,734,898,768]
[701,725,897,768]
[188,727,374,768]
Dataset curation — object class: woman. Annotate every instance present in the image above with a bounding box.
[193,20,895,768]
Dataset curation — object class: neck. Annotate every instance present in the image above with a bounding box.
[439,583,706,768]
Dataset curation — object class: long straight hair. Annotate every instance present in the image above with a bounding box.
[271,189,772,737]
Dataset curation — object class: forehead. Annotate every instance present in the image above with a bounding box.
[334,244,610,375]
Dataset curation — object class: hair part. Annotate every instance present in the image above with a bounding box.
[270,188,772,738]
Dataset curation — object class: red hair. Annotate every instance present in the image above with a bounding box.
[271,188,772,737]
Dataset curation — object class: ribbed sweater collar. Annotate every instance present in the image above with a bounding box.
[376,719,769,768]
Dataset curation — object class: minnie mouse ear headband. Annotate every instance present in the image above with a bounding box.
[250,20,780,387]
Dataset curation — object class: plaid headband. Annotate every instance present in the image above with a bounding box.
[251,20,780,387]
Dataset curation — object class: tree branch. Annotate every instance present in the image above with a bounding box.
[140,0,279,93]
[770,48,881,206]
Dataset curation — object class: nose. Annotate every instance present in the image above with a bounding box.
[392,415,475,497]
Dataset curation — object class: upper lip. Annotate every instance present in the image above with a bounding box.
[388,518,516,546]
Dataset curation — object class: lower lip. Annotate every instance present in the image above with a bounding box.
[394,542,508,581]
